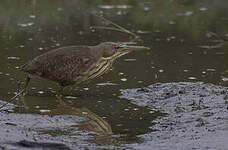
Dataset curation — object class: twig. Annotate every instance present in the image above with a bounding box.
[207,32,228,42]
[91,26,130,33]
[0,89,25,110]
[93,14,139,39]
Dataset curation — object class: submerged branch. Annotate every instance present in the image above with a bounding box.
[0,89,24,110]
[93,14,139,39]
[91,26,131,33]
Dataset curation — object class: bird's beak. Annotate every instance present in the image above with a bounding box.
[118,44,150,53]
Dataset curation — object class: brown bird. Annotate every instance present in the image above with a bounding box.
[21,42,149,94]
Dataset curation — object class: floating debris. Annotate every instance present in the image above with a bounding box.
[149,111,154,114]
[96,82,118,86]
[98,5,132,9]
[188,77,197,80]
[177,11,194,16]
[116,124,123,127]
[82,111,88,115]
[116,10,123,15]
[57,8,63,11]
[159,69,164,73]
[183,70,189,72]
[18,22,34,27]
[136,30,150,34]
[199,43,224,49]
[199,7,208,11]
[37,91,44,94]
[121,78,127,82]
[39,109,51,113]
[29,15,36,19]
[144,7,150,11]
[83,88,89,91]
[168,21,176,25]
[206,68,216,72]
[221,77,228,82]
[124,58,136,62]
[65,96,77,99]
[7,56,20,60]
[38,47,44,51]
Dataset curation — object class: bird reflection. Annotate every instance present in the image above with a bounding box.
[50,96,131,145]
[15,93,144,145]
[53,96,112,136]
[77,107,113,135]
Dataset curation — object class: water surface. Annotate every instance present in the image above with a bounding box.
[0,0,227,146]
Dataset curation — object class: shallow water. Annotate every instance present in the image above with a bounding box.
[0,0,228,147]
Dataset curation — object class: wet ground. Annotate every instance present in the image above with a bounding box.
[1,82,228,149]
[0,0,228,150]
[121,82,228,150]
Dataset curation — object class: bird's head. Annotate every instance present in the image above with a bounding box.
[97,42,150,59]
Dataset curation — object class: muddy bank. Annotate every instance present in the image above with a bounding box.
[121,82,228,150]
[0,102,118,150]
[1,82,228,150]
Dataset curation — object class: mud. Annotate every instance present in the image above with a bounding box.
[1,82,228,150]
[0,102,102,150]
[121,82,228,150]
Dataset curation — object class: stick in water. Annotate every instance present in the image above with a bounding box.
[92,14,139,39]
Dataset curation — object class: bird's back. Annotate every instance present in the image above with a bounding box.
[22,46,101,86]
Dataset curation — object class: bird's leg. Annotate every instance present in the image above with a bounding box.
[19,96,29,110]
[16,75,31,110]
[68,86,74,95]
[15,80,23,106]
[56,85,65,98]
[23,75,31,96]
[55,94,67,106]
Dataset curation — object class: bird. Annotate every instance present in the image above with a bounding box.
[21,42,149,94]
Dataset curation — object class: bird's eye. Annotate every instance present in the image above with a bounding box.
[114,45,122,50]
[114,46,120,49]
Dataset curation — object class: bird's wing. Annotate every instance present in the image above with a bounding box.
[22,46,98,85]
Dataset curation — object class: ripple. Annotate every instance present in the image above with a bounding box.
[65,96,77,99]
[188,77,197,80]
[206,68,216,72]
[83,87,89,91]
[124,58,137,62]
[177,11,193,16]
[199,7,208,11]
[18,22,34,27]
[96,82,118,86]
[29,15,36,18]
[98,5,132,9]
[38,91,44,94]
[221,77,228,82]
[158,69,164,73]
[121,78,127,82]
[7,56,20,60]
[39,109,51,113]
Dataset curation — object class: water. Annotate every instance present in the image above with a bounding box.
[0,0,227,146]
